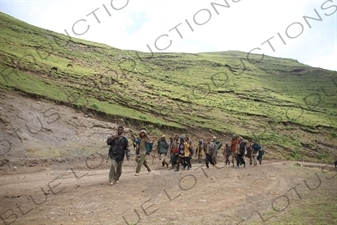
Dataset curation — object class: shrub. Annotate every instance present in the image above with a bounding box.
[76,104,83,110]
[90,103,99,109]
[139,115,147,120]
[290,149,302,160]
[318,153,328,160]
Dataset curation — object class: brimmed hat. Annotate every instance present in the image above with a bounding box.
[139,130,147,136]
[161,134,166,138]
[212,136,216,139]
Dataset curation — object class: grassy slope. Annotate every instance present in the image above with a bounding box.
[1,12,337,162]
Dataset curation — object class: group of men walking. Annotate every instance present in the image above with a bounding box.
[226,134,265,168]
[106,126,264,185]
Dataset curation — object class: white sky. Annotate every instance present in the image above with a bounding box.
[1,0,336,71]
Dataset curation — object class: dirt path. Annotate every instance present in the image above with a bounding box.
[1,159,336,225]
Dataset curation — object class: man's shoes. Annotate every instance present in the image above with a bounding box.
[115,180,119,184]
[147,170,152,174]
[109,181,114,185]
[135,173,140,176]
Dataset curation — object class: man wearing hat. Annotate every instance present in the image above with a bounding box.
[157,134,170,167]
[106,125,130,185]
[135,130,154,175]
[213,136,222,166]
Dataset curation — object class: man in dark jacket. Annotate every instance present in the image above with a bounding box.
[251,141,261,166]
[236,138,246,168]
[106,126,130,185]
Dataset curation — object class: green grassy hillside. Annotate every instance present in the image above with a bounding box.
[1,12,336,162]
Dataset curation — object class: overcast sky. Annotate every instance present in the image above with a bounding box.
[1,0,336,71]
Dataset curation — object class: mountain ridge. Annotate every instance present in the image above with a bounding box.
[1,12,337,163]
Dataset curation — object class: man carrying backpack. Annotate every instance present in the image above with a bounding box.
[106,125,130,185]
[257,148,265,165]
[157,134,169,167]
[135,130,154,176]
[251,140,261,166]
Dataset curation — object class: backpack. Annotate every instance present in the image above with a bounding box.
[252,143,261,154]
[135,138,153,155]
[146,143,153,155]
[215,140,222,152]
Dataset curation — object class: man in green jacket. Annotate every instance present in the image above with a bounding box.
[157,134,169,167]
[213,136,222,166]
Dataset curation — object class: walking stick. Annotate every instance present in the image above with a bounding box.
[152,151,156,165]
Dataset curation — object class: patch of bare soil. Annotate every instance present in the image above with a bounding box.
[0,90,137,171]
